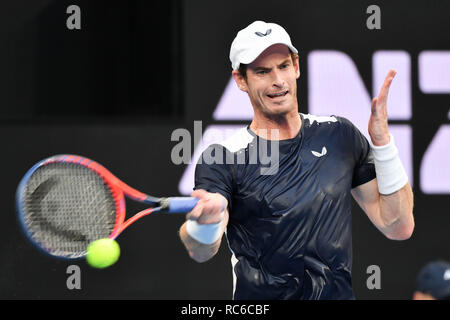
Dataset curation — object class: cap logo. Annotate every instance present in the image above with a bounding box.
[255,29,272,37]
[444,269,450,280]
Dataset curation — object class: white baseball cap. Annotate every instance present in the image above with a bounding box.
[229,21,298,70]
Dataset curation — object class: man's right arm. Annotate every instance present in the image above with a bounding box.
[179,190,229,263]
[179,209,229,263]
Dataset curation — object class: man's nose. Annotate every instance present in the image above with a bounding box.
[271,70,285,88]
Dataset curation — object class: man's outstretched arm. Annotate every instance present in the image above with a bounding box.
[179,190,229,263]
[352,69,414,240]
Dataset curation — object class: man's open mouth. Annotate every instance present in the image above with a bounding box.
[267,90,288,98]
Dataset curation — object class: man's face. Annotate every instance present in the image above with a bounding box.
[234,44,300,118]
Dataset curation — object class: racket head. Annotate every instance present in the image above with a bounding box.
[16,155,126,259]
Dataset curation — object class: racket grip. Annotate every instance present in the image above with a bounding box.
[167,197,198,213]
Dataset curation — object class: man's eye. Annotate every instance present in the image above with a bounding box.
[257,70,268,75]
[280,64,289,69]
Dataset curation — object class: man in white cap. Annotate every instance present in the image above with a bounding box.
[179,21,414,299]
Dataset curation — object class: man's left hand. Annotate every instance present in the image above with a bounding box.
[368,69,396,146]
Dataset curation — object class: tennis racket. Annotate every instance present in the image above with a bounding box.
[15,154,198,259]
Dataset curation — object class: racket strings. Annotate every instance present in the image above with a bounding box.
[22,162,117,258]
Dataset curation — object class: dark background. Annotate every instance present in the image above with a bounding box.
[0,0,449,299]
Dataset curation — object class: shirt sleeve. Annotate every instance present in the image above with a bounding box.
[194,144,234,210]
[338,117,376,188]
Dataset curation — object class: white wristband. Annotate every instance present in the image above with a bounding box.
[369,133,408,195]
[186,218,224,245]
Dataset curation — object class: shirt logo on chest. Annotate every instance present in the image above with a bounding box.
[311,146,327,158]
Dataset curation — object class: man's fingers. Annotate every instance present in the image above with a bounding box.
[187,190,227,224]
[186,190,209,220]
[378,70,396,101]
[191,189,209,200]
[186,201,204,221]
[384,69,396,86]
[370,97,378,115]
[387,69,397,79]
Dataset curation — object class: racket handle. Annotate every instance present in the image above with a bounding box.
[166,197,198,213]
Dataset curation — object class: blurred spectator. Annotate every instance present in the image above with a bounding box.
[413,260,450,300]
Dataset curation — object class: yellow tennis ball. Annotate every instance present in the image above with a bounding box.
[86,238,120,269]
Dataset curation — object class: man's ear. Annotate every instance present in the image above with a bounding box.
[232,70,248,92]
[294,55,300,79]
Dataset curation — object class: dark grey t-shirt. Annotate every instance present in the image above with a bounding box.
[194,113,376,300]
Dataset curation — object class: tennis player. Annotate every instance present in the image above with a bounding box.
[179,21,414,299]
